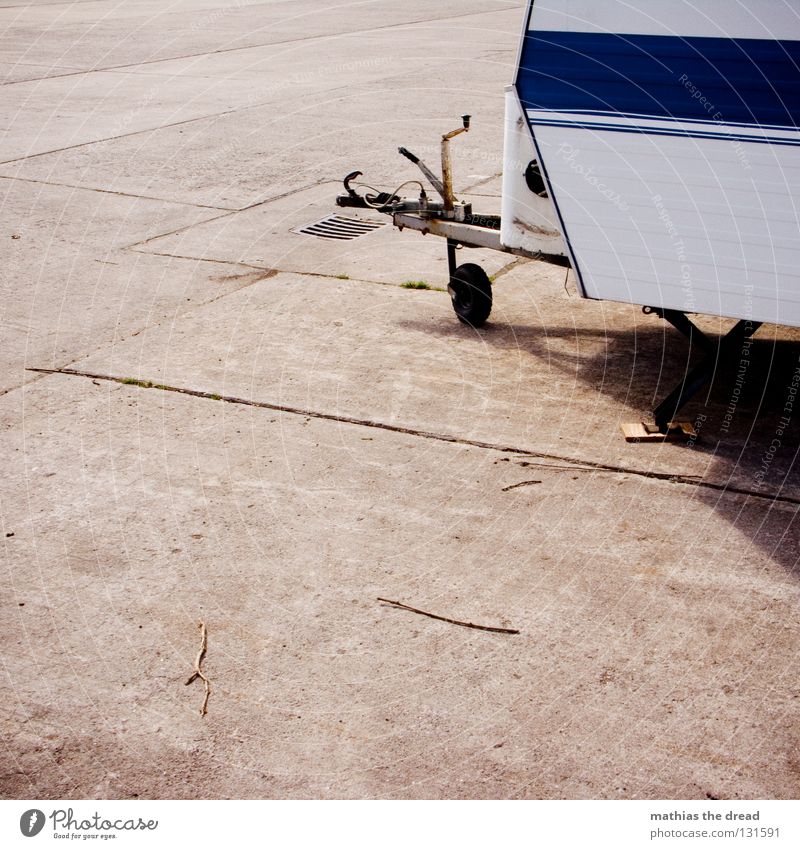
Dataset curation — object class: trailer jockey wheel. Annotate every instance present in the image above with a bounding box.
[448,263,492,327]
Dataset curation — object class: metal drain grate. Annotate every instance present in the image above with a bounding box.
[293,214,385,241]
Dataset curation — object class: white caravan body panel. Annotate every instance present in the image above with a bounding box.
[504,0,800,326]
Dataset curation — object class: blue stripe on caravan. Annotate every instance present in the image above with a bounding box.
[516,31,800,128]
[527,116,800,147]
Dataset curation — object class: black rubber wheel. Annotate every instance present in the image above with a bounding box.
[448,263,492,327]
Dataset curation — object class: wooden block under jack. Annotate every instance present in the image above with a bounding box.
[620,421,697,442]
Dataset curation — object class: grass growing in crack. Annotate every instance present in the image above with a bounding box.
[120,377,169,391]
[119,376,224,401]
[401,280,445,292]
[334,273,350,280]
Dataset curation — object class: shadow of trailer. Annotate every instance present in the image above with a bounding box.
[337,0,800,440]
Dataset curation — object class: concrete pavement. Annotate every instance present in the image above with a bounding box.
[1,0,798,800]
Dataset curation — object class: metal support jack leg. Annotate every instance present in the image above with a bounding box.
[445,238,461,302]
[653,307,714,355]
[622,310,761,441]
[652,316,761,432]
[446,238,459,279]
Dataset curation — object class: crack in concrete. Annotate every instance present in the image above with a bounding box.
[129,250,433,290]
[25,365,800,508]
[126,250,276,273]
[0,5,521,88]
[0,67,393,166]
[0,107,242,166]
[0,174,235,211]
[0,180,333,400]
[0,0,97,9]
[122,178,333,250]
[0,259,278,399]
[0,8,521,172]
[128,269,279,338]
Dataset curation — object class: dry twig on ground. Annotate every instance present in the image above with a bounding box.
[377,598,519,634]
[185,621,211,716]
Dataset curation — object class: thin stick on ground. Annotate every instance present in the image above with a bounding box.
[377,598,519,635]
[185,621,211,716]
